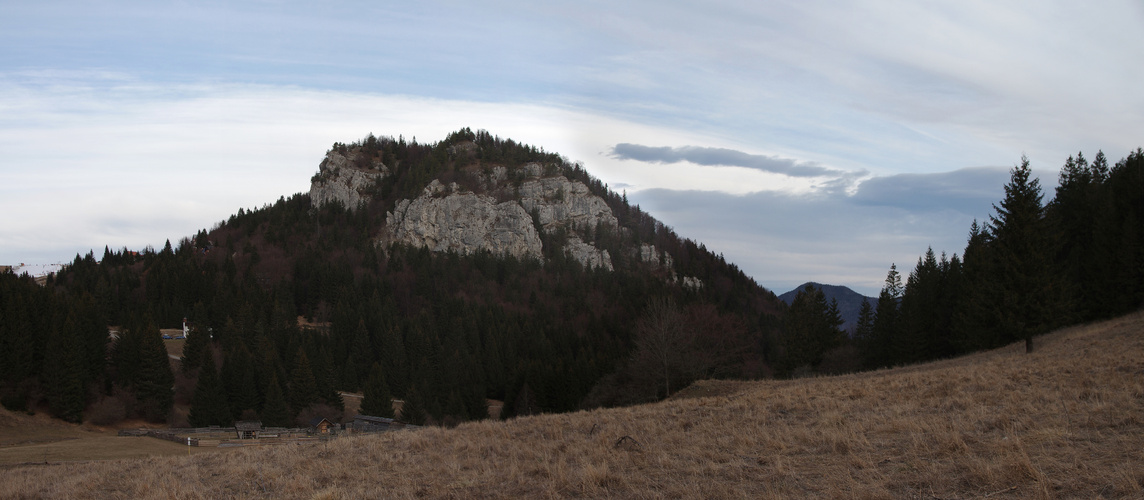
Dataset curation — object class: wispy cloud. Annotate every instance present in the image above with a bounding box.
[631,166,1011,295]
[851,167,1012,213]
[3,0,1141,293]
[609,143,846,178]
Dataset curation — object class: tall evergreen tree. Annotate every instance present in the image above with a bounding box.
[869,265,903,368]
[233,363,260,420]
[399,384,428,425]
[1049,152,1101,319]
[188,349,232,427]
[133,319,175,422]
[953,220,1002,352]
[312,346,344,411]
[43,323,86,423]
[853,297,875,363]
[288,348,319,414]
[181,322,210,374]
[260,373,290,427]
[898,248,943,363]
[359,363,395,418]
[987,156,1061,352]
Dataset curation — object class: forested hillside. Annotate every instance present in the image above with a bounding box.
[0,129,783,427]
[2,131,1141,428]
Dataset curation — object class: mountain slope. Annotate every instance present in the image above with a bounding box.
[6,310,1141,498]
[44,129,784,425]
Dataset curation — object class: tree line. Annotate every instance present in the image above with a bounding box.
[776,149,1144,375]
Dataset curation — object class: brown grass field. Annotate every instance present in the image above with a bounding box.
[0,404,231,467]
[3,312,1142,499]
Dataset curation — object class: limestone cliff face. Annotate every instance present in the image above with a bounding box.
[381,164,618,270]
[309,150,389,211]
[385,180,544,260]
[519,175,619,232]
[565,235,614,272]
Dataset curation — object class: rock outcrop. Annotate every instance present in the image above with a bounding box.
[565,235,613,271]
[638,243,674,271]
[519,175,618,232]
[384,180,544,261]
[307,143,711,282]
[380,165,618,270]
[309,150,389,211]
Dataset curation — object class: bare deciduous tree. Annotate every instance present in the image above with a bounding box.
[632,298,691,398]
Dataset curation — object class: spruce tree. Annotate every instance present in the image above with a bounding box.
[953,220,1003,351]
[181,322,210,374]
[43,324,86,423]
[898,248,943,363]
[987,156,1060,352]
[360,363,395,418]
[870,265,903,368]
[288,348,319,414]
[188,350,232,427]
[134,320,174,422]
[234,364,260,420]
[260,373,290,427]
[399,385,428,425]
[853,297,875,365]
[312,346,344,411]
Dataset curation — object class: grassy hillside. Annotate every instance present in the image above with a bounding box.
[4,311,1142,498]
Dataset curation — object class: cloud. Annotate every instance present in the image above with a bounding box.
[0,80,748,265]
[624,162,1025,296]
[851,167,1011,213]
[610,143,845,178]
[630,177,996,297]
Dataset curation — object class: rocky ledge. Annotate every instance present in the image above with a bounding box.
[309,150,389,211]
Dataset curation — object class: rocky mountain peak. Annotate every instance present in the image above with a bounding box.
[309,147,389,211]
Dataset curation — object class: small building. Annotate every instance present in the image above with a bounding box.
[310,417,335,435]
[353,414,395,433]
[235,421,262,439]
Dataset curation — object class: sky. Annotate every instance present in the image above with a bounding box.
[2,1,1142,296]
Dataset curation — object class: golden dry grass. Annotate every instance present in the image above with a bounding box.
[3,312,1143,499]
[0,435,228,465]
[0,401,235,466]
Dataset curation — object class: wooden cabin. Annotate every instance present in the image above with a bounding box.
[235,421,262,439]
[310,417,335,435]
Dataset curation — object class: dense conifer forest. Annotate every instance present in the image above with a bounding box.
[1,130,1140,427]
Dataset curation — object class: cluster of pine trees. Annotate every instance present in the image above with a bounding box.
[770,150,1142,376]
[0,266,176,424]
[834,150,1143,371]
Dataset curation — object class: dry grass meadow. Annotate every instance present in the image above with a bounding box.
[3,311,1143,499]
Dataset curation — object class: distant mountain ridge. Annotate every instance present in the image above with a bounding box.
[779,282,877,334]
